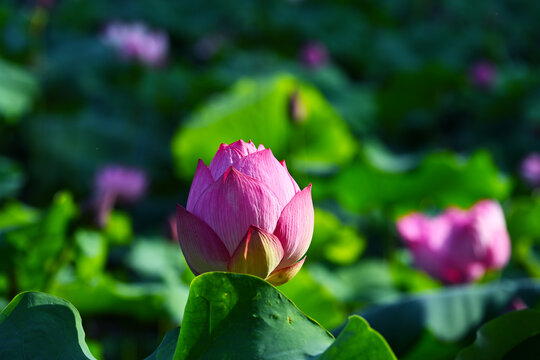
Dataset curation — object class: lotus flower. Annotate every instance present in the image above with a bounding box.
[397,200,511,284]
[299,41,329,69]
[470,60,497,88]
[93,165,148,227]
[176,140,314,285]
[103,22,168,67]
[520,153,540,188]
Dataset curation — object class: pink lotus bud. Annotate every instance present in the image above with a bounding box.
[396,200,511,284]
[102,22,168,67]
[176,140,313,285]
[520,153,540,188]
[93,165,148,227]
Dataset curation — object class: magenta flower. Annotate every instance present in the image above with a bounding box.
[507,297,528,312]
[520,153,540,188]
[299,41,329,69]
[103,22,169,67]
[470,60,497,88]
[176,140,313,285]
[397,200,511,284]
[93,165,148,227]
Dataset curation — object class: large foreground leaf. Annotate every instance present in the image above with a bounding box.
[172,272,395,360]
[0,291,95,359]
[458,309,540,360]
[319,316,396,360]
[173,272,334,359]
[146,327,180,360]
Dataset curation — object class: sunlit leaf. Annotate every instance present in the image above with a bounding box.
[171,74,357,180]
[173,272,334,360]
[319,150,511,216]
[0,59,38,121]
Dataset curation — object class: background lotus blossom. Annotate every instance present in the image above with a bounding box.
[299,41,329,69]
[103,22,169,67]
[520,153,540,188]
[93,165,148,227]
[396,200,511,284]
[176,140,314,285]
[469,60,497,88]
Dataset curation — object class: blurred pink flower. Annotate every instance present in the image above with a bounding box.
[176,140,313,285]
[470,60,497,88]
[299,41,328,69]
[520,153,540,188]
[397,200,511,284]
[507,297,528,312]
[103,22,169,67]
[168,212,179,242]
[93,165,148,227]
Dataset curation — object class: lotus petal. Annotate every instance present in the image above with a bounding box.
[186,159,214,212]
[176,205,230,275]
[267,257,306,286]
[273,185,314,268]
[192,167,282,254]
[228,226,284,279]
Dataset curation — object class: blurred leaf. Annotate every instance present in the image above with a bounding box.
[0,58,38,121]
[0,291,95,359]
[173,272,334,360]
[507,197,540,242]
[0,200,39,232]
[309,261,400,306]
[7,191,77,290]
[171,74,357,180]
[309,208,365,266]
[124,238,185,281]
[0,157,24,200]
[279,268,348,330]
[319,316,396,360]
[390,256,442,293]
[400,330,464,360]
[320,151,511,216]
[50,270,189,323]
[457,310,540,360]
[360,279,540,357]
[104,210,133,245]
[74,230,107,281]
[376,64,462,131]
[145,327,179,360]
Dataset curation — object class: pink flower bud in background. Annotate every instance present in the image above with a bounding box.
[299,41,329,69]
[469,60,497,88]
[93,165,148,227]
[176,140,314,285]
[520,153,540,188]
[103,22,169,67]
[506,297,528,312]
[396,200,511,284]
